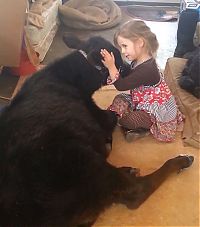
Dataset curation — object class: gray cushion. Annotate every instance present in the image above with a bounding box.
[59,0,122,30]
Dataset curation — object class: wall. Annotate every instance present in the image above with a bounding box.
[0,0,27,66]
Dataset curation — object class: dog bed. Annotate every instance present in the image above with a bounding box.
[58,0,122,30]
[164,57,200,148]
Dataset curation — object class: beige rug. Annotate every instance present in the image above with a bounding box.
[93,89,199,227]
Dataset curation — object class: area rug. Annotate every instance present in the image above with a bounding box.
[123,5,179,22]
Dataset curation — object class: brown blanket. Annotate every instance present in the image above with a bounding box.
[58,0,122,30]
[164,57,200,149]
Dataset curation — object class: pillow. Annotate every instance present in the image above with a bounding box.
[58,0,122,30]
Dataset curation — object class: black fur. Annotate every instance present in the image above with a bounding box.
[0,35,194,226]
[0,36,124,226]
[179,47,200,98]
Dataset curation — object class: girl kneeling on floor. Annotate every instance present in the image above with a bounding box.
[101,19,183,142]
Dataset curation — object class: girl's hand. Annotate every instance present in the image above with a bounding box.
[100,49,115,69]
[100,49,118,80]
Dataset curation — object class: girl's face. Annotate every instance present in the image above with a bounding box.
[117,36,144,61]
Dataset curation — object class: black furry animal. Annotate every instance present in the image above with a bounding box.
[179,47,200,98]
[0,35,194,226]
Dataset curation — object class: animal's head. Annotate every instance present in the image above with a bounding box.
[63,34,124,86]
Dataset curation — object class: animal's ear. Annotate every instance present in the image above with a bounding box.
[63,34,84,49]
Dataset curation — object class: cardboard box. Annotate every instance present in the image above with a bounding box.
[0,0,27,66]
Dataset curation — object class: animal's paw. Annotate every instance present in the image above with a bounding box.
[169,154,194,173]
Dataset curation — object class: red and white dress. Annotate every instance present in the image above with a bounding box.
[130,75,183,141]
[108,59,184,142]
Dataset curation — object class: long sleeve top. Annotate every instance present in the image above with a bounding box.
[113,58,160,91]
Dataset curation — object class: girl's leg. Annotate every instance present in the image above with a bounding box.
[119,110,152,129]
[118,110,152,142]
[108,93,133,117]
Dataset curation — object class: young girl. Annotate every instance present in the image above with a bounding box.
[101,19,183,142]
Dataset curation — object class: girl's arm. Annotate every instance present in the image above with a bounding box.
[101,49,160,91]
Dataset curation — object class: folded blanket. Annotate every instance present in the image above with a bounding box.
[59,0,122,30]
[164,57,200,149]
[30,0,54,15]
[26,0,61,61]
[27,0,54,28]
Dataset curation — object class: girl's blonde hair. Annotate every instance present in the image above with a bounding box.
[114,20,159,57]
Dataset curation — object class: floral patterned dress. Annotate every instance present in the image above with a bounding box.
[108,69,184,142]
[130,73,183,141]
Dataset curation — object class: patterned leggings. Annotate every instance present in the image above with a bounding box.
[109,93,152,130]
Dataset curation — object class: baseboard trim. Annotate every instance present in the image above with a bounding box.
[115,1,180,7]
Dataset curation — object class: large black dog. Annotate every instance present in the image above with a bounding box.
[0,35,194,226]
